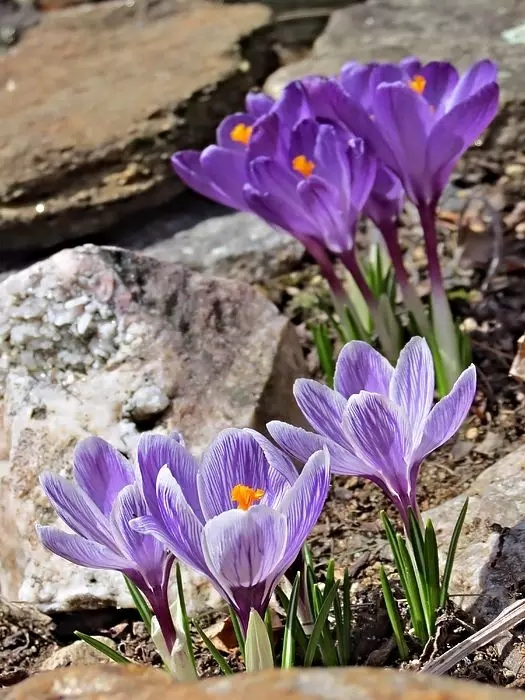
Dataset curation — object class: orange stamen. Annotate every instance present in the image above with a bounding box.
[230,123,253,145]
[409,74,426,94]
[231,484,265,511]
[292,154,316,178]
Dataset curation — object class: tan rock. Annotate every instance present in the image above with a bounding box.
[0,0,272,256]
[5,665,520,700]
[264,0,525,103]
[0,244,306,613]
[39,638,117,670]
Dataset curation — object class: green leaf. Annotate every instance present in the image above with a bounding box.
[275,584,308,654]
[379,567,409,660]
[396,535,428,643]
[123,575,153,633]
[440,499,469,608]
[74,631,131,665]
[341,568,352,666]
[264,607,275,663]
[194,620,232,675]
[228,607,246,659]
[312,324,335,388]
[175,563,197,675]
[424,519,440,632]
[281,573,301,668]
[303,582,339,667]
[244,610,275,672]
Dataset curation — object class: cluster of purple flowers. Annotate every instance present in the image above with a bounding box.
[38,335,476,660]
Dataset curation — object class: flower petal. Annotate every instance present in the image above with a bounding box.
[217,113,255,151]
[37,526,131,571]
[136,433,201,520]
[171,151,241,210]
[342,392,412,505]
[414,363,476,462]
[202,506,287,591]
[372,82,433,203]
[293,378,347,443]
[267,420,365,476]
[297,176,349,253]
[243,429,298,491]
[245,92,274,118]
[389,337,434,449]
[278,448,330,571]
[334,340,394,398]
[133,466,207,576]
[73,437,134,517]
[446,60,498,108]
[40,473,114,549]
[199,145,248,211]
[198,429,282,519]
[419,61,459,113]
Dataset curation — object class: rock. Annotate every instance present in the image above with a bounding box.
[0,244,307,613]
[39,637,117,670]
[510,333,525,381]
[142,207,304,283]
[0,0,273,258]
[425,444,525,624]
[264,0,525,102]
[5,665,521,700]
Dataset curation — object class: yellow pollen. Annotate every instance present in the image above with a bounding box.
[409,74,426,94]
[292,154,316,178]
[231,484,265,511]
[230,123,253,145]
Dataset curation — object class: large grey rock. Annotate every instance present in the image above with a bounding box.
[426,444,525,624]
[0,244,306,613]
[265,0,525,102]
[142,210,304,283]
[0,0,273,257]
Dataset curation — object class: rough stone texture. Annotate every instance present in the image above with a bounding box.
[265,0,525,100]
[5,665,521,700]
[0,0,273,257]
[39,638,117,671]
[425,444,525,624]
[142,209,304,283]
[0,244,306,613]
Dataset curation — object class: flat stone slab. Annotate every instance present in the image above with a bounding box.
[265,0,525,101]
[0,0,272,256]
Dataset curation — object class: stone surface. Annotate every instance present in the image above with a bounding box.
[265,0,525,101]
[5,665,521,700]
[426,444,525,624]
[141,208,304,283]
[39,637,117,671]
[0,0,273,257]
[0,244,306,612]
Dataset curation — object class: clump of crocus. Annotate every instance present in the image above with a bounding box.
[132,428,330,634]
[339,57,499,390]
[269,336,476,652]
[37,434,187,671]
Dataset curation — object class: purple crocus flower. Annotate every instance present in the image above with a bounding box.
[132,428,330,633]
[339,57,499,208]
[268,337,476,526]
[171,91,274,211]
[37,434,192,651]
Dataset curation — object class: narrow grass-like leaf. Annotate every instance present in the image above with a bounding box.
[396,535,428,643]
[379,567,409,660]
[303,583,338,667]
[281,573,301,668]
[332,584,345,666]
[341,568,352,666]
[424,519,441,628]
[312,324,335,388]
[175,563,197,674]
[440,499,469,608]
[264,607,275,664]
[407,509,431,630]
[194,620,232,675]
[74,631,132,664]
[275,584,308,654]
[228,606,246,659]
[124,575,152,633]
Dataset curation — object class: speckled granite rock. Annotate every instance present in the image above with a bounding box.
[0,244,306,613]
[4,665,520,700]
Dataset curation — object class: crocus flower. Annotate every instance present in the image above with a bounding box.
[171,91,274,211]
[37,434,190,651]
[268,337,476,526]
[339,57,499,208]
[132,428,330,633]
